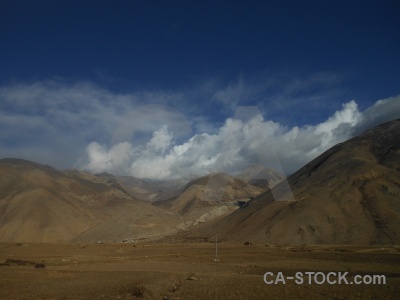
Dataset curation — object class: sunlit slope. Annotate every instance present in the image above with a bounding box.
[193,119,400,244]
[0,159,180,243]
[154,172,263,227]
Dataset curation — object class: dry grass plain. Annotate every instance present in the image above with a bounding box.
[0,242,399,299]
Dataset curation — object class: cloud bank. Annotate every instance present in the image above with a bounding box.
[0,80,399,178]
[0,80,192,168]
[83,98,400,179]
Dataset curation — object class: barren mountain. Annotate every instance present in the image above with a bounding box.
[0,159,180,243]
[116,176,189,202]
[187,119,400,245]
[2,120,399,245]
[114,175,155,201]
[154,172,263,227]
[63,170,128,195]
[237,164,285,189]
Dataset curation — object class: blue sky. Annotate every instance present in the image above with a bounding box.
[1,1,399,178]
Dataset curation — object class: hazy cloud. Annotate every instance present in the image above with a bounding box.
[353,96,400,134]
[82,96,400,179]
[85,142,133,174]
[0,80,399,178]
[0,80,191,168]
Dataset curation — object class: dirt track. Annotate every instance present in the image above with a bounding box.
[0,243,399,299]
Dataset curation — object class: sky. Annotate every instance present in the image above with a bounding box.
[1,0,399,179]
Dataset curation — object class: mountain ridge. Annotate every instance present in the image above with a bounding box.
[184,118,400,245]
[1,119,399,244]
[0,159,181,243]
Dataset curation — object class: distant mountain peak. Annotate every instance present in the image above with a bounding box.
[237,164,285,189]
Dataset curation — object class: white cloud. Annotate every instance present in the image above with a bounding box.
[0,79,399,178]
[353,96,400,134]
[84,142,133,174]
[146,125,173,153]
[81,96,400,179]
[0,80,191,169]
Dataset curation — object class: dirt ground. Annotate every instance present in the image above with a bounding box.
[0,242,399,299]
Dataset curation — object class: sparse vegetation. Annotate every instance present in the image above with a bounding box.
[0,259,36,266]
[0,243,398,299]
[126,286,146,298]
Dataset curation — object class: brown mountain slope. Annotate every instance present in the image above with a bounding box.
[154,172,263,227]
[64,171,162,202]
[116,176,189,202]
[0,159,180,243]
[188,119,400,244]
[114,175,155,201]
[236,164,285,189]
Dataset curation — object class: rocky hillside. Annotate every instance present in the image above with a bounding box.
[237,164,285,189]
[187,119,400,245]
[0,159,180,243]
[154,172,263,227]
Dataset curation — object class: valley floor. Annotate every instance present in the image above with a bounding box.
[0,242,399,299]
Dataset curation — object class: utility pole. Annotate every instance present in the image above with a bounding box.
[214,232,220,261]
